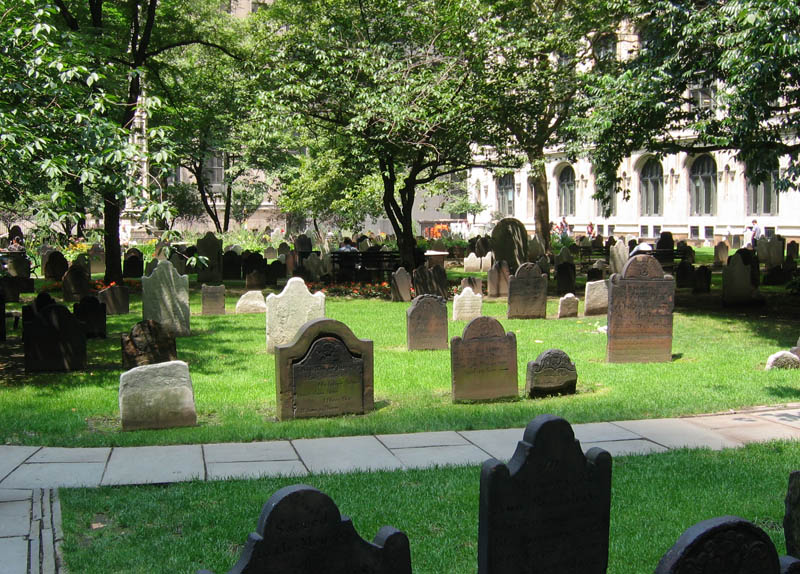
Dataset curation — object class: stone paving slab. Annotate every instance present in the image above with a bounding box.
[391,445,489,469]
[459,428,524,461]
[203,441,296,463]
[613,418,743,450]
[27,447,110,464]
[206,460,307,481]
[703,421,800,444]
[0,447,39,482]
[573,422,643,443]
[584,439,668,457]
[1,463,106,489]
[0,500,31,538]
[292,436,403,474]
[755,408,800,429]
[0,490,32,503]
[102,445,204,486]
[0,536,27,574]
[377,431,469,449]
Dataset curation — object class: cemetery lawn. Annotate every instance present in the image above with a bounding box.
[58,439,798,574]
[1,280,799,448]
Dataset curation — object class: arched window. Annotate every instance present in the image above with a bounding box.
[689,155,717,215]
[639,158,663,216]
[593,33,617,68]
[746,161,779,216]
[558,166,576,216]
[496,173,514,216]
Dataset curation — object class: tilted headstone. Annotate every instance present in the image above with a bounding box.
[766,351,800,370]
[453,286,482,322]
[714,241,729,267]
[788,241,799,262]
[236,291,267,314]
[487,260,511,298]
[121,320,177,370]
[558,293,578,318]
[460,276,483,295]
[197,485,411,574]
[123,248,144,278]
[412,264,448,299]
[266,277,325,353]
[491,217,529,273]
[609,240,628,275]
[406,294,448,350]
[87,243,106,274]
[464,252,481,272]
[786,471,800,558]
[275,318,373,420]
[507,263,547,319]
[62,264,92,302]
[73,295,106,338]
[23,304,86,372]
[119,360,197,431]
[478,414,612,574]
[303,252,325,282]
[556,261,576,296]
[196,231,223,284]
[723,252,760,305]
[264,246,277,260]
[451,316,517,402]
[674,259,695,289]
[222,250,242,280]
[607,255,674,363]
[141,259,190,337]
[692,265,712,293]
[391,267,413,302]
[44,250,68,280]
[201,284,226,315]
[526,350,577,397]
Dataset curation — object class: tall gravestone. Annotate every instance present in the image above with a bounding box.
[451,316,517,402]
[555,261,576,296]
[525,349,577,397]
[788,241,799,262]
[674,259,695,289]
[294,233,313,253]
[123,248,144,278]
[73,296,106,338]
[714,241,729,266]
[391,267,413,302]
[609,240,628,275]
[87,243,106,274]
[98,284,130,315]
[121,320,177,370]
[656,231,674,252]
[412,265,448,299]
[584,280,609,316]
[23,304,86,372]
[44,251,68,281]
[222,250,242,280]
[201,284,226,315]
[62,264,92,302]
[196,232,223,284]
[197,485,411,574]
[479,415,612,574]
[607,255,674,363]
[453,286,482,322]
[266,277,326,353]
[723,252,760,305]
[488,260,511,298]
[507,263,547,319]
[491,217,528,273]
[275,318,373,420]
[141,259,190,336]
[692,265,712,293]
[406,294,448,350]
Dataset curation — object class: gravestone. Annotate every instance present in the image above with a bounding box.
[607,255,674,363]
[768,236,785,268]
[787,471,800,558]
[23,304,86,372]
[460,276,483,295]
[44,250,68,280]
[97,284,129,315]
[507,263,547,319]
[144,258,158,276]
[487,260,510,298]
[6,252,30,279]
[525,349,577,397]
[141,259,190,336]
[245,268,267,290]
[391,267,413,302]
[62,264,92,302]
[73,253,91,273]
[8,225,23,243]
[242,251,265,277]
[723,252,760,306]
[121,320,177,370]
[236,291,267,314]
[451,316,517,402]
[788,241,799,262]
[586,267,603,282]
[266,260,285,286]
[656,231,674,252]
[277,242,291,257]
[464,252,481,272]
[556,261,576,295]
[196,231,223,284]
[757,236,771,264]
[609,240,628,275]
[535,255,550,278]
[264,246,277,260]
[294,233,313,253]
[736,248,761,287]
[491,217,528,273]
[119,360,197,431]
[558,293,578,318]
[412,264,448,299]
[198,485,411,574]
[480,252,494,272]
[692,265,712,293]
[201,284,226,315]
[0,275,20,303]
[275,318,373,420]
[303,252,325,282]
[266,277,326,352]
[554,247,574,266]
[123,248,144,278]
[453,286,482,322]
[168,250,186,275]
[73,296,106,338]
[674,259,695,289]
[478,414,611,574]
[406,294,448,350]
[714,241,729,267]
[475,235,492,257]
[222,250,242,280]
[528,235,545,261]
[286,249,299,277]
[87,243,105,274]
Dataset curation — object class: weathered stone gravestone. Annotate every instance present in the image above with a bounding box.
[464,252,481,272]
[266,260,286,286]
[525,350,577,397]
[656,231,674,252]
[275,318,373,420]
[144,258,158,277]
[96,284,129,315]
[723,252,761,306]
[121,320,177,370]
[788,241,799,262]
[558,293,578,318]
[692,265,712,294]
[6,252,30,278]
[0,275,20,303]
[141,259,190,336]
[303,252,325,282]
[266,277,326,353]
[123,248,144,278]
[406,294,448,350]
[391,267,413,302]
[765,351,800,370]
[609,240,628,275]
[198,485,411,574]
[453,286,482,322]
[222,250,242,280]
[587,268,603,282]
[23,304,86,372]
[460,276,483,295]
[44,250,68,280]
[412,264,449,299]
[277,242,291,257]
[196,231,223,284]
[714,241,729,267]
[119,360,197,431]
[528,235,545,260]
[475,235,492,257]
[87,243,105,274]
[487,260,511,298]
[556,261,576,295]
[584,279,609,316]
[201,284,226,315]
[674,259,695,289]
[491,217,528,273]
[236,291,267,314]
[535,255,550,278]
[787,471,800,558]
[62,264,92,302]
[768,236,785,269]
[73,296,106,338]
[451,316,517,402]
[264,246,277,260]
[286,249,300,277]
[507,263,547,319]
[480,251,494,272]
[607,255,674,363]
[736,248,761,287]
[554,247,574,266]
[478,414,611,574]
[294,233,313,252]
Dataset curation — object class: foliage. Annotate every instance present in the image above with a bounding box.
[550,232,575,254]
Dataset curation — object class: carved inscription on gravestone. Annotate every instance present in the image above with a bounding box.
[406,294,448,350]
[451,316,517,402]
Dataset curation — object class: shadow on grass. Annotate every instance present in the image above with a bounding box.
[764,386,800,401]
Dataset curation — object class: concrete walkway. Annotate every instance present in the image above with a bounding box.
[2,404,800,573]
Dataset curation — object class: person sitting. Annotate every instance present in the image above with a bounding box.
[338,237,358,252]
[7,236,25,252]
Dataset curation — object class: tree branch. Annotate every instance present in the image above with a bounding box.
[53,0,79,30]
[145,39,243,61]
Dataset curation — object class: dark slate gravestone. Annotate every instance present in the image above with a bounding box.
[451,316,517,402]
[507,263,547,319]
[275,318,374,420]
[607,255,675,363]
[197,485,411,574]
[222,250,242,280]
[44,250,68,281]
[475,235,492,257]
[196,231,223,284]
[73,296,106,338]
[6,252,31,279]
[62,264,92,302]
[406,294,448,350]
[0,292,5,341]
[431,264,449,299]
[654,516,787,574]
[555,261,577,296]
[413,265,448,299]
[201,284,226,315]
[656,231,674,252]
[23,304,87,372]
[692,265,712,294]
[277,242,291,257]
[121,319,177,370]
[461,276,483,295]
[488,260,511,298]
[674,259,695,289]
[587,267,604,282]
[98,285,130,315]
[245,269,267,290]
[391,267,413,302]
[491,218,529,273]
[736,248,761,287]
[0,275,20,303]
[294,233,313,253]
[123,248,144,278]
[478,415,612,574]
[525,349,577,398]
[788,241,799,262]
[241,251,265,278]
[266,260,285,286]
[786,471,800,558]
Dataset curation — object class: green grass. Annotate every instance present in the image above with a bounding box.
[2,271,799,447]
[58,440,798,574]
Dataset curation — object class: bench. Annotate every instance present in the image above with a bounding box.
[329,251,402,283]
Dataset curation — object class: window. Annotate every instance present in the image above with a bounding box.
[690,226,700,239]
[597,224,604,236]
[704,226,714,239]
[689,155,717,215]
[202,154,224,188]
[653,225,661,237]
[641,225,649,237]
[765,226,775,239]
[639,158,663,216]
[593,33,617,68]
[746,164,779,216]
[689,82,717,112]
[496,174,514,216]
[558,166,576,216]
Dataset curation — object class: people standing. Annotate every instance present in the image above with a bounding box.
[751,219,762,242]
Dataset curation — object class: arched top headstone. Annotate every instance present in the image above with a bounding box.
[491,218,528,273]
[462,316,506,339]
[514,262,543,280]
[620,254,666,280]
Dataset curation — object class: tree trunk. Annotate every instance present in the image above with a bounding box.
[528,155,551,253]
[222,153,232,232]
[380,156,418,270]
[103,189,123,283]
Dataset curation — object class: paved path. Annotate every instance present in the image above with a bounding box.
[2,405,800,573]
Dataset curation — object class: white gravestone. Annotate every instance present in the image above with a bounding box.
[464,253,481,272]
[609,241,629,275]
[480,251,494,272]
[453,287,483,322]
[266,277,326,353]
[558,293,578,318]
[584,279,610,316]
[141,259,190,336]
[236,291,267,314]
[722,253,759,305]
[303,253,325,281]
[119,360,197,431]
